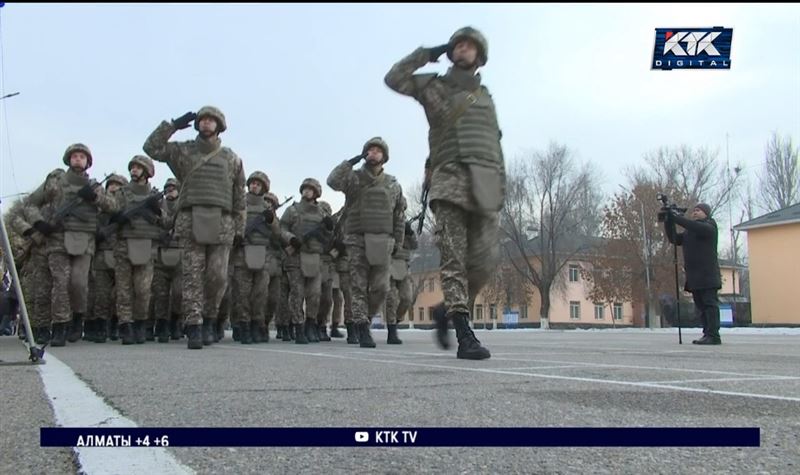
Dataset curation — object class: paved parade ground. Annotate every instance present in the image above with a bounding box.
[2,328,799,474]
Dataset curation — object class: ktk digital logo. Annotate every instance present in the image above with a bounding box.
[652,27,733,70]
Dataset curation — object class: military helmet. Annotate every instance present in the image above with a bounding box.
[362,136,390,163]
[299,178,322,199]
[106,174,129,189]
[447,26,488,67]
[246,171,271,193]
[265,192,280,208]
[128,155,155,178]
[163,177,180,190]
[318,200,332,216]
[194,105,227,133]
[62,143,93,169]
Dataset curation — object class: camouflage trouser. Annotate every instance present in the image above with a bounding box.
[218,255,236,327]
[274,270,291,326]
[264,271,282,327]
[386,275,413,325]
[285,254,322,325]
[92,268,115,322]
[233,265,270,324]
[316,261,333,327]
[181,241,231,327]
[332,270,353,325]
[48,251,92,324]
[115,242,154,325]
[152,264,181,321]
[432,200,499,316]
[21,248,52,327]
[346,244,390,325]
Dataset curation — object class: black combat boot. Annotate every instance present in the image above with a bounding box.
[431,302,451,350]
[278,325,289,342]
[202,319,215,346]
[145,320,155,342]
[387,324,402,345]
[232,323,241,342]
[346,322,359,344]
[170,314,182,340]
[318,324,331,342]
[330,324,344,338]
[276,325,284,340]
[109,317,119,341]
[119,323,135,346]
[251,321,267,343]
[215,319,225,343]
[305,319,319,343]
[50,322,67,347]
[94,319,107,343]
[134,321,146,344]
[34,326,51,345]
[695,335,722,345]
[186,324,203,350]
[289,324,296,340]
[240,322,253,344]
[67,312,84,343]
[82,319,94,341]
[259,321,269,343]
[155,319,170,343]
[294,323,308,344]
[357,321,376,348]
[452,312,490,360]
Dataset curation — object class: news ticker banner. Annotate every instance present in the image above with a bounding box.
[41,427,760,448]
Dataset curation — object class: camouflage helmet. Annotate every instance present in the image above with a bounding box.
[447,26,488,67]
[163,177,180,190]
[265,192,280,208]
[299,178,322,199]
[194,105,227,133]
[128,155,155,178]
[62,143,93,169]
[106,174,129,189]
[246,171,271,192]
[362,136,390,163]
[318,200,332,216]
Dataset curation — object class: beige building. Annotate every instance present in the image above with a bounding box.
[734,203,800,325]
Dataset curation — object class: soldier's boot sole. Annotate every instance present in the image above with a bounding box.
[453,312,490,360]
[329,325,344,338]
[318,324,331,342]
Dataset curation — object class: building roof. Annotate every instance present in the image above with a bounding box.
[734,202,800,231]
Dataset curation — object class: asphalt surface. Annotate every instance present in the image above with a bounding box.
[2,328,799,474]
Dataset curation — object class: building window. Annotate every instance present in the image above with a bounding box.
[418,307,424,322]
[613,303,623,321]
[569,301,580,320]
[569,264,580,283]
[475,305,483,321]
[594,304,604,320]
[520,305,528,320]
[428,306,434,322]
[428,279,435,292]
[490,304,497,320]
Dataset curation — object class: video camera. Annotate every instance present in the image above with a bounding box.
[656,193,688,222]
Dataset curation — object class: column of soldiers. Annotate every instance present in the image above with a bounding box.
[5,26,500,360]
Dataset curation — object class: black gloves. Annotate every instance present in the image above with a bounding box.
[405,221,414,235]
[171,111,197,130]
[234,235,245,248]
[145,194,162,213]
[32,220,56,236]
[289,236,302,250]
[428,44,450,63]
[109,212,131,225]
[322,216,334,231]
[262,208,275,224]
[348,153,366,166]
[77,184,98,202]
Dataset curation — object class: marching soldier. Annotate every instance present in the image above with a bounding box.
[88,174,128,343]
[25,144,118,347]
[279,178,333,344]
[264,192,287,342]
[315,200,335,342]
[385,199,419,344]
[151,177,183,342]
[143,106,246,350]
[327,137,405,348]
[385,26,504,359]
[111,156,164,345]
[329,207,352,341]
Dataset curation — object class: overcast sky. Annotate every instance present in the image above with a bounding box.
[1,3,798,238]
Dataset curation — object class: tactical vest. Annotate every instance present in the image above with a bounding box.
[160,198,182,249]
[60,171,98,233]
[96,211,116,251]
[179,153,233,212]
[428,86,502,171]
[344,169,394,235]
[119,183,163,240]
[244,193,273,246]
[293,201,324,254]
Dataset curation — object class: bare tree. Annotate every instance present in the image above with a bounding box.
[500,143,603,329]
[757,132,800,212]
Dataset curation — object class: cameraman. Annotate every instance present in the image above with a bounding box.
[663,202,722,345]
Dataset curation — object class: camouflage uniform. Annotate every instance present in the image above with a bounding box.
[151,180,183,341]
[384,27,502,359]
[329,207,353,340]
[327,138,405,347]
[386,222,419,328]
[263,192,288,339]
[315,201,335,341]
[28,144,119,346]
[143,106,246,349]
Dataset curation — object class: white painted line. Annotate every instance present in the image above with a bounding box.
[38,353,194,475]
[640,376,800,385]
[493,365,585,371]
[222,344,800,404]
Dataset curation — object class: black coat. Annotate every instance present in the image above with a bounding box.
[664,213,721,291]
